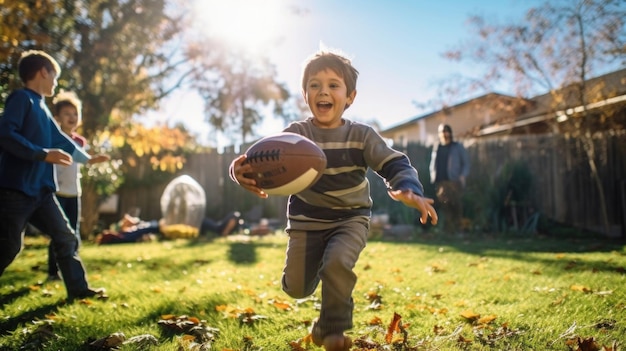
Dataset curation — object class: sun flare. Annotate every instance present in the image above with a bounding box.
[192,0,286,53]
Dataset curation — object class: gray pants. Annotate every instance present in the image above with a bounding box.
[282,219,368,338]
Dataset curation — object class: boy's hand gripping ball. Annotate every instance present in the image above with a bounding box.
[243,132,326,196]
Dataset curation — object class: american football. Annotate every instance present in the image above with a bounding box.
[243,132,326,196]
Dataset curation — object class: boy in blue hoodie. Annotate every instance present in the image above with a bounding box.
[0,50,105,301]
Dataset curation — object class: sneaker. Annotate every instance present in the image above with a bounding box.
[310,320,352,351]
[322,334,352,351]
[68,287,108,301]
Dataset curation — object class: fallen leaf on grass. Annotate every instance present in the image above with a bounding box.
[365,291,384,310]
[570,285,593,293]
[288,339,307,351]
[368,316,383,326]
[88,332,126,350]
[460,310,480,321]
[427,263,446,273]
[19,321,60,351]
[477,314,497,325]
[594,319,616,330]
[457,335,473,344]
[565,336,601,351]
[473,323,524,345]
[157,314,219,345]
[433,324,446,335]
[270,299,293,311]
[385,312,402,344]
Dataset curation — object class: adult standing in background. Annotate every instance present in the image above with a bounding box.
[429,124,470,234]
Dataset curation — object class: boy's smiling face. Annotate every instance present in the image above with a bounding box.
[303,68,356,129]
[55,105,79,134]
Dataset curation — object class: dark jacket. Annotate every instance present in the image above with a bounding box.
[429,141,470,184]
[0,88,89,197]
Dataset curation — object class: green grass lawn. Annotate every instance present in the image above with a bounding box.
[0,232,624,350]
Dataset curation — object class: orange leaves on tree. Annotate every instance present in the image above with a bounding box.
[108,123,195,174]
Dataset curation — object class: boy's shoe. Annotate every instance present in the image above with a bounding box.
[68,287,108,302]
[322,334,352,351]
[310,320,352,350]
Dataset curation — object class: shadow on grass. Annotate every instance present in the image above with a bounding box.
[0,287,30,308]
[227,242,257,264]
[376,232,626,275]
[0,299,61,336]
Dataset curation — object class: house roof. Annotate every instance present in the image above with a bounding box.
[380,92,522,134]
[381,68,626,137]
[477,68,626,136]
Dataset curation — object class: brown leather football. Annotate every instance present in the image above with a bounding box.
[243,132,326,196]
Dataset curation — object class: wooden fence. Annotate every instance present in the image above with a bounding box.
[111,131,626,237]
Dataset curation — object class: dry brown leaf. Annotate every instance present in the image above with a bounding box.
[457,335,473,344]
[288,339,307,351]
[566,336,601,351]
[385,312,402,343]
[570,285,593,293]
[460,310,480,321]
[368,316,383,326]
[477,314,497,325]
[272,300,292,311]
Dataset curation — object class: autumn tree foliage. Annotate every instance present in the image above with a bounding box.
[187,43,292,145]
[0,0,299,233]
[442,0,626,235]
[0,0,200,235]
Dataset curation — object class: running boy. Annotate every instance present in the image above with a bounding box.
[229,50,437,350]
[47,90,110,281]
[0,50,105,301]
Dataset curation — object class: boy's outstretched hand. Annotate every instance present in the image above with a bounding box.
[44,148,73,166]
[230,155,268,199]
[388,189,438,225]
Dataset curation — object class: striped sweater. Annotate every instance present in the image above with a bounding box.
[283,117,425,231]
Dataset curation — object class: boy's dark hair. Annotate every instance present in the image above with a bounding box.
[18,50,61,83]
[301,51,359,97]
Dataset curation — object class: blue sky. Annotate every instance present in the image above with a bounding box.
[150,0,544,147]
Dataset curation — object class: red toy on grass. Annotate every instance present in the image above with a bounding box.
[243,132,327,196]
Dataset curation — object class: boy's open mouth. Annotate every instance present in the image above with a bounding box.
[317,102,332,113]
